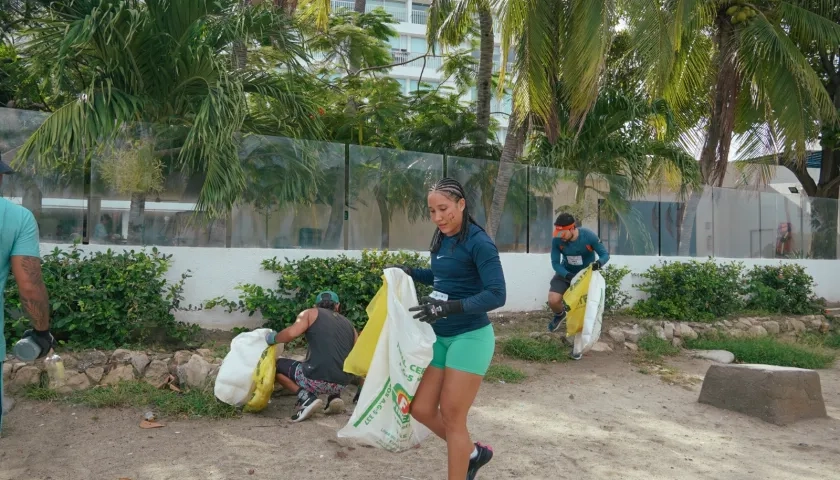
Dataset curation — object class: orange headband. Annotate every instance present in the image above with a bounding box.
[553,224,575,236]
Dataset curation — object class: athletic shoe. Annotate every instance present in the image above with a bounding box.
[548,311,566,332]
[467,442,494,480]
[569,349,582,361]
[324,394,346,414]
[291,390,323,422]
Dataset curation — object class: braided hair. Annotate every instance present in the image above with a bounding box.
[428,177,482,253]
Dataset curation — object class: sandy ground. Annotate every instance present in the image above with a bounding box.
[1,316,839,480]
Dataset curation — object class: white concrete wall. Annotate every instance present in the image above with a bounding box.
[38,244,840,331]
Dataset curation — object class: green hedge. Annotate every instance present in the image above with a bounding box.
[206,250,432,332]
[602,265,631,312]
[3,245,198,350]
[631,259,823,322]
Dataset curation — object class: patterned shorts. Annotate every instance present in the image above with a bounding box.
[276,358,345,396]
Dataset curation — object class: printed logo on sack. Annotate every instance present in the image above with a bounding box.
[391,383,414,424]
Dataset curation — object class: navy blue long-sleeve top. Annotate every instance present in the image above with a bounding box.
[410,223,507,337]
[550,227,610,277]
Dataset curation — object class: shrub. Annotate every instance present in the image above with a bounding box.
[4,245,197,350]
[484,364,527,383]
[205,250,432,332]
[631,259,745,322]
[602,265,631,312]
[501,337,568,362]
[685,335,836,369]
[744,264,823,314]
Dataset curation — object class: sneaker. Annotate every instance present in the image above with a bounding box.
[548,311,566,332]
[324,394,346,414]
[467,442,494,480]
[291,390,323,422]
[569,349,582,361]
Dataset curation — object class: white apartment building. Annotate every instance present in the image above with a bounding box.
[330,0,513,142]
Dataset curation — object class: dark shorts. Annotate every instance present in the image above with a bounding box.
[275,358,345,396]
[549,274,572,295]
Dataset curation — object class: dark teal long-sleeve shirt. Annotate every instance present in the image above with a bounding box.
[410,223,506,337]
[551,227,610,278]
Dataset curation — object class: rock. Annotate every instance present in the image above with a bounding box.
[529,331,544,339]
[690,350,735,364]
[76,350,109,370]
[622,325,643,343]
[698,364,827,426]
[722,320,733,328]
[57,371,91,394]
[624,342,638,352]
[111,349,133,364]
[101,364,135,386]
[736,319,752,330]
[663,322,675,341]
[809,318,824,329]
[788,319,806,333]
[177,354,212,389]
[2,362,11,382]
[10,362,26,374]
[9,365,41,391]
[60,354,79,371]
[170,350,195,376]
[590,342,612,353]
[671,337,683,348]
[607,328,625,344]
[653,326,666,340]
[747,325,768,338]
[208,364,221,382]
[143,360,171,388]
[196,348,215,359]
[85,366,105,383]
[678,324,698,340]
[130,352,150,376]
[726,329,744,338]
[763,321,780,335]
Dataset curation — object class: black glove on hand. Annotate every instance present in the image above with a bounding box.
[353,385,362,404]
[565,272,575,281]
[22,328,56,358]
[409,296,463,324]
[591,261,602,271]
[384,264,412,276]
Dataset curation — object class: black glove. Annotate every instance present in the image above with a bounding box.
[21,328,56,359]
[409,296,463,324]
[353,385,362,404]
[591,261,602,271]
[564,272,575,281]
[384,264,412,276]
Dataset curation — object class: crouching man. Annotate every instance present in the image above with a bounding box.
[266,291,358,422]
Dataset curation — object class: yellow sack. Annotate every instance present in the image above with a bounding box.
[343,277,388,377]
[565,266,594,336]
[243,344,277,413]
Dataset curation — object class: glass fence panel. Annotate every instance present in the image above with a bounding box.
[527,167,578,254]
[595,173,661,256]
[89,125,225,247]
[658,185,714,257]
[447,157,528,252]
[803,196,840,260]
[713,187,761,258]
[0,108,87,243]
[232,136,346,249]
[348,145,443,250]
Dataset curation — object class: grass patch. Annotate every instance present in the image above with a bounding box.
[24,381,239,419]
[638,333,681,360]
[685,336,836,369]
[501,337,569,362]
[484,364,527,384]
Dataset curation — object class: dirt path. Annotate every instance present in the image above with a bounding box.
[2,344,838,480]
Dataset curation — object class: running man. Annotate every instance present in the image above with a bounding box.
[547,213,610,356]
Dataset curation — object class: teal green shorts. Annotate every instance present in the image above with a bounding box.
[429,324,496,376]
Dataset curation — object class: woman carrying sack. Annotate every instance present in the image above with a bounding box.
[388,177,506,480]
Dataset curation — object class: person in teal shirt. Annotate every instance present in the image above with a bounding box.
[547,213,610,359]
[1,154,55,432]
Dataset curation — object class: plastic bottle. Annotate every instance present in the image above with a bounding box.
[12,337,42,362]
[44,353,65,390]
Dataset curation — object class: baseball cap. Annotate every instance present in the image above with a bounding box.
[0,151,14,174]
[316,290,340,304]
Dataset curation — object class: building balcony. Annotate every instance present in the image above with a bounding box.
[331,1,427,25]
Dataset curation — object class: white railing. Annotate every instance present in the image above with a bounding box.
[411,9,428,25]
[367,4,409,23]
[392,50,443,69]
[331,0,356,12]
[330,1,430,24]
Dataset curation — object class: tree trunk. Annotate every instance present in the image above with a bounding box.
[322,170,345,248]
[677,190,703,256]
[809,195,838,259]
[232,0,250,69]
[475,5,494,146]
[377,194,390,249]
[128,191,146,244]
[486,114,526,240]
[699,14,740,187]
[354,0,365,14]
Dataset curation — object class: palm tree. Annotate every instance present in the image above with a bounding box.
[426,0,496,147]
[527,87,701,253]
[12,0,322,243]
[626,1,840,255]
[484,0,618,240]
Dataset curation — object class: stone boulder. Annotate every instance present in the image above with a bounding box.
[57,371,91,394]
[143,360,171,388]
[177,354,212,389]
[698,364,827,426]
[690,350,735,364]
[8,365,41,391]
[101,364,135,386]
